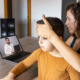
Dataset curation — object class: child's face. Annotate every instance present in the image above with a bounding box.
[38,37,55,52]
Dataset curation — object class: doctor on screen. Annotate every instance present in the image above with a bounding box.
[4,38,15,56]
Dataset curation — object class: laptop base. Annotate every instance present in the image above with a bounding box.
[4,51,31,63]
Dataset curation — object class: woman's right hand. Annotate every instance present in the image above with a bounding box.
[0,73,15,80]
[36,15,55,39]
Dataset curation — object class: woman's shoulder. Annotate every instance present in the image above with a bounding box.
[65,36,74,46]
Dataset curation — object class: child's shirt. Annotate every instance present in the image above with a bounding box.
[10,48,80,80]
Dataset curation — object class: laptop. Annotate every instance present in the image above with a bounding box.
[0,35,31,63]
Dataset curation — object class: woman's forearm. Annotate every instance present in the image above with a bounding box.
[49,32,80,72]
[36,15,80,72]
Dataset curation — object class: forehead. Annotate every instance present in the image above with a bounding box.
[6,39,9,41]
[66,10,73,16]
[66,10,75,19]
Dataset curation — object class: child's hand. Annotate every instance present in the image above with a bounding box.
[11,51,15,54]
[0,77,14,80]
[0,73,15,80]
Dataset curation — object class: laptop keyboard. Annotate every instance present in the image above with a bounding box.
[4,51,31,63]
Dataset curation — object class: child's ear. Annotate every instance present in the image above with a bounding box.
[59,36,63,40]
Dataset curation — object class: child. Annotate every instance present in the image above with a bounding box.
[1,17,80,80]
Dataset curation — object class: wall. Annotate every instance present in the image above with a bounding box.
[0,0,78,38]
[0,0,62,38]
[0,0,4,18]
[31,0,62,37]
[0,0,4,38]
[77,0,80,2]
[12,0,28,38]
[0,0,28,38]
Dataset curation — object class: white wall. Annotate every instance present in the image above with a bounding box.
[31,0,62,37]
[12,0,28,38]
[0,0,4,37]
[0,0,4,18]
[0,0,62,38]
[77,0,80,2]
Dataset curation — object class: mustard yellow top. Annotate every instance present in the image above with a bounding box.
[10,48,80,80]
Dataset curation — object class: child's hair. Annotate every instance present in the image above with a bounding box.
[37,17,64,38]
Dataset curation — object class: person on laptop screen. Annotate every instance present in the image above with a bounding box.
[4,38,15,56]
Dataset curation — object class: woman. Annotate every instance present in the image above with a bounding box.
[36,2,80,72]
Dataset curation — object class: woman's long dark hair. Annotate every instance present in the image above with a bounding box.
[66,2,80,38]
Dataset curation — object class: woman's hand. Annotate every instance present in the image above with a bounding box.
[36,15,55,39]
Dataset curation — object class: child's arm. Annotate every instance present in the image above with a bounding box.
[0,48,41,80]
[36,15,80,72]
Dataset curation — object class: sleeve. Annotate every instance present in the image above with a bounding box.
[67,64,80,80]
[9,48,41,77]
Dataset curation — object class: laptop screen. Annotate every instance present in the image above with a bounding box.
[0,35,23,58]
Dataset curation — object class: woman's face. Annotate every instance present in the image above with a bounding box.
[65,10,77,35]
